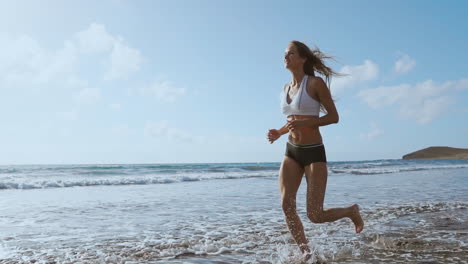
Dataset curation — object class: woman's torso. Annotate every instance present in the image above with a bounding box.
[287,115,322,144]
[281,75,323,144]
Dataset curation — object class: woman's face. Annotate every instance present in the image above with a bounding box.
[284,43,306,70]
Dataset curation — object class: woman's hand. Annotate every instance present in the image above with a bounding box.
[267,129,281,144]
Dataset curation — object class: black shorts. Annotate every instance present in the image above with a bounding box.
[285,141,327,167]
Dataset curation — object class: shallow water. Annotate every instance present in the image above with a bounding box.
[0,160,467,263]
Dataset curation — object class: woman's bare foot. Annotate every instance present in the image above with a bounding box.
[299,243,310,255]
[302,252,326,264]
[350,204,364,233]
[303,252,312,262]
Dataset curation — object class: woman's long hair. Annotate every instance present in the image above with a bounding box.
[291,40,344,112]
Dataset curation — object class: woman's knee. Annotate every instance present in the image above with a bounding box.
[307,208,324,223]
[281,196,296,214]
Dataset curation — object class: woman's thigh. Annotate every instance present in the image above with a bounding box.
[304,162,328,211]
[279,156,305,200]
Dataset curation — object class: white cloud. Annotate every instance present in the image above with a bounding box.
[75,88,101,105]
[0,23,143,89]
[75,23,115,54]
[75,23,143,80]
[144,121,199,143]
[139,80,186,102]
[331,60,379,95]
[360,123,384,140]
[399,96,453,124]
[38,40,78,83]
[358,83,410,108]
[0,34,39,73]
[455,78,468,91]
[357,79,463,124]
[394,52,416,74]
[104,40,143,80]
[0,34,78,86]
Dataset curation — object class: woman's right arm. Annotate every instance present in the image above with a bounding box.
[278,124,289,135]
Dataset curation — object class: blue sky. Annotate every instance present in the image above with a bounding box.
[0,0,467,164]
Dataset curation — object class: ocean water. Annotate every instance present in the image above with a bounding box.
[0,160,467,264]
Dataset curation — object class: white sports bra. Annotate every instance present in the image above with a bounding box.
[280,75,320,116]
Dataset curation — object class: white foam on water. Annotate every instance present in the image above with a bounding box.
[331,163,468,175]
[0,171,279,190]
[0,244,15,260]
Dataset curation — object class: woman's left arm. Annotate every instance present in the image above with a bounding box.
[308,77,339,127]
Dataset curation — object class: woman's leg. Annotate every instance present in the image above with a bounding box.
[279,156,309,254]
[305,162,364,233]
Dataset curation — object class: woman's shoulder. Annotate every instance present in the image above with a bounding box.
[307,75,325,84]
[307,76,327,89]
[305,76,328,99]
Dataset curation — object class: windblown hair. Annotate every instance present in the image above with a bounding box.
[290,40,345,112]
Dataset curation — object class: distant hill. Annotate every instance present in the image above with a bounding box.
[403,146,468,160]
